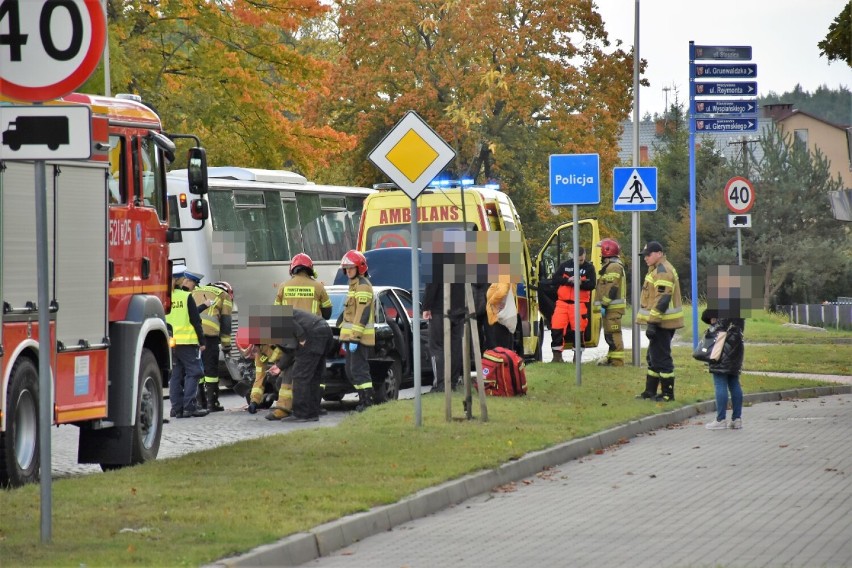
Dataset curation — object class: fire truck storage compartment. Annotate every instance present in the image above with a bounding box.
[1,161,108,350]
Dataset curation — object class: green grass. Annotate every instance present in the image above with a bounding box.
[0,335,849,566]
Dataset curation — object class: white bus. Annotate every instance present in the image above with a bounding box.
[167,166,374,327]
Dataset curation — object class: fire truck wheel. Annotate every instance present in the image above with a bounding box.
[130,349,163,465]
[0,357,40,488]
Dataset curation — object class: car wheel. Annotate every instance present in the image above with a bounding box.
[0,358,39,487]
[373,355,402,403]
[130,349,163,464]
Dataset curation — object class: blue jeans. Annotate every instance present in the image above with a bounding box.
[712,373,743,421]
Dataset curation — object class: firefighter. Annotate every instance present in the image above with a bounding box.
[594,238,627,366]
[191,280,234,412]
[275,307,333,422]
[272,253,332,417]
[549,247,596,363]
[166,266,208,418]
[635,241,684,401]
[338,250,376,412]
[274,253,332,319]
[247,343,292,417]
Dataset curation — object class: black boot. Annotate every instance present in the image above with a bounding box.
[636,375,659,400]
[207,383,225,412]
[656,378,675,402]
[196,380,207,410]
[355,388,374,412]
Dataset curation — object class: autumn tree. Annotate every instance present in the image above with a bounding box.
[818,2,851,67]
[83,0,354,174]
[308,0,639,245]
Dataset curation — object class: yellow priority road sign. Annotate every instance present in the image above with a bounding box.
[368,111,456,199]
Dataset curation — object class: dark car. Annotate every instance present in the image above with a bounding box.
[321,285,432,403]
[332,247,424,300]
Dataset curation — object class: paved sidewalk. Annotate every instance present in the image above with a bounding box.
[215,387,852,568]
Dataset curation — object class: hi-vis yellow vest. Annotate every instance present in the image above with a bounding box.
[166,289,199,345]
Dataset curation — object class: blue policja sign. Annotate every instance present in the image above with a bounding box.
[549,154,600,205]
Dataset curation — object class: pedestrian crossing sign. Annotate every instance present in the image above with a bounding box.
[613,167,658,211]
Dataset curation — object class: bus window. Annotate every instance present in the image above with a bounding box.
[319,196,354,261]
[296,193,325,260]
[208,190,239,231]
[282,198,301,259]
[346,196,366,239]
[140,137,167,220]
[108,135,125,205]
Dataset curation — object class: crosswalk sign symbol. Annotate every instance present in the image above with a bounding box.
[613,167,657,211]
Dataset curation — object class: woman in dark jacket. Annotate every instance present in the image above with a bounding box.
[701,309,745,430]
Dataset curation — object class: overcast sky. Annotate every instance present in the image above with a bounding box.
[595,0,851,118]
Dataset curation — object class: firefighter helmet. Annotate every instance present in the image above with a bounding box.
[340,250,368,275]
[289,253,315,276]
[598,238,621,258]
[211,281,234,300]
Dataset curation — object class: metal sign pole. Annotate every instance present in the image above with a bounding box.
[35,157,52,543]
[737,227,743,266]
[631,0,642,367]
[573,206,581,386]
[411,198,422,427]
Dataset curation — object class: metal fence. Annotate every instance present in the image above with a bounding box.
[777,303,852,330]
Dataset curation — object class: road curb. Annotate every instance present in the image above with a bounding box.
[209,385,851,567]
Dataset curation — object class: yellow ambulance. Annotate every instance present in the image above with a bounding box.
[356,181,602,360]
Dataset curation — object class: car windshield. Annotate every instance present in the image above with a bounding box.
[328,293,347,322]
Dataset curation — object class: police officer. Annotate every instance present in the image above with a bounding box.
[594,238,627,366]
[550,247,596,363]
[275,253,332,319]
[191,281,234,412]
[166,266,208,418]
[636,241,684,401]
[338,250,375,412]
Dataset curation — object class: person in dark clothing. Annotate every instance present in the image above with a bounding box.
[422,281,467,392]
[701,308,746,430]
[166,267,208,419]
[273,307,333,423]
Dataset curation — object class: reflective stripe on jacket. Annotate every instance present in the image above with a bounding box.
[594,258,627,312]
[636,256,684,329]
[339,276,375,346]
[274,273,332,317]
[193,285,233,342]
[166,289,200,345]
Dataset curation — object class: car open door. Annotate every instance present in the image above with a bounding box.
[533,219,602,348]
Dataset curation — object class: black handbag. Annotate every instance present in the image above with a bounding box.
[692,326,727,363]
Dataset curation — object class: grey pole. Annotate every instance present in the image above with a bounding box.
[573,206,581,386]
[411,198,422,427]
[101,0,111,96]
[35,157,52,543]
[631,0,642,367]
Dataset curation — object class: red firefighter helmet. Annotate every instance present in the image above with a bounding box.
[211,281,234,300]
[598,238,621,257]
[340,250,368,275]
[290,253,315,276]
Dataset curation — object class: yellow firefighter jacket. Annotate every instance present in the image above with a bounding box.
[339,275,375,346]
[594,258,627,314]
[274,272,332,317]
[192,285,233,346]
[636,255,684,329]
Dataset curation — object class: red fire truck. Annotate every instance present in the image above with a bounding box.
[0,93,208,487]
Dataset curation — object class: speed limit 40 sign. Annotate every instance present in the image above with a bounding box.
[724,176,755,214]
[0,0,106,102]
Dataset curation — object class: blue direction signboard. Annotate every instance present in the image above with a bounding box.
[692,81,757,97]
[695,118,757,133]
[694,45,752,61]
[549,154,600,206]
[693,63,757,79]
[694,99,757,115]
[613,167,657,212]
